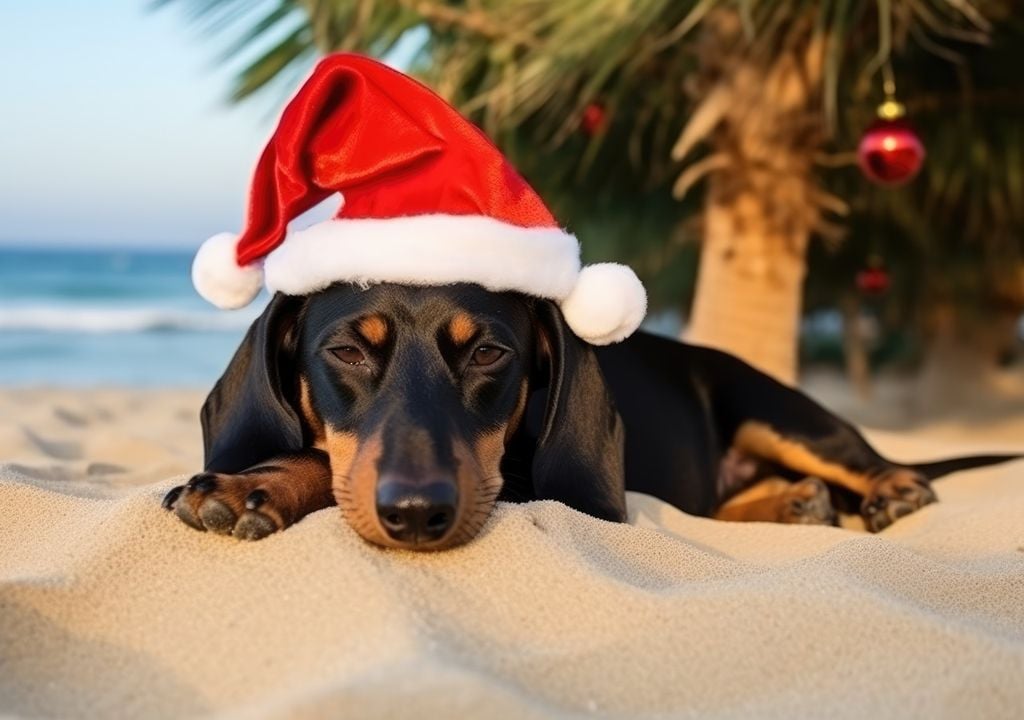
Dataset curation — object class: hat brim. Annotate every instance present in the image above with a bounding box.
[264,215,581,301]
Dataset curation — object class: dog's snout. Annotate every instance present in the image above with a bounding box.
[375,477,458,546]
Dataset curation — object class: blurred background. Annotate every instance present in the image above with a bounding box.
[2,0,1023,426]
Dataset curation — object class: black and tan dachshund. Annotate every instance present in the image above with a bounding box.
[163,283,1018,550]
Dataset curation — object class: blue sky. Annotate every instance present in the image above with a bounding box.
[0,1,320,247]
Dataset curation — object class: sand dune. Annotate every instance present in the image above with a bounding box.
[1,388,1023,719]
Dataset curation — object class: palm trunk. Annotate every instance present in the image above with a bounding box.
[679,16,826,385]
[686,186,808,385]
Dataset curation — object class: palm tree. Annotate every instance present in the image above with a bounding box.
[162,0,1023,384]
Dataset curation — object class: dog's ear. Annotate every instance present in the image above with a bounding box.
[528,300,628,522]
[200,293,304,472]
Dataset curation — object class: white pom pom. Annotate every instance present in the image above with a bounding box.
[560,263,647,345]
[191,232,264,310]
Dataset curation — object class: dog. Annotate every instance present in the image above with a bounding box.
[163,283,1018,550]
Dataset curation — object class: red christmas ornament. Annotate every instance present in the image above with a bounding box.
[857,100,925,185]
[856,256,890,296]
[580,102,607,136]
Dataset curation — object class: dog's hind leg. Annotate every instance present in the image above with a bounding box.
[162,449,335,540]
[700,347,936,532]
[728,419,936,532]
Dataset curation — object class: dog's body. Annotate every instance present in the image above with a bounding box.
[164,283,1017,549]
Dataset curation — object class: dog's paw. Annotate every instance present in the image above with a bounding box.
[861,469,937,533]
[162,473,287,540]
[778,477,836,525]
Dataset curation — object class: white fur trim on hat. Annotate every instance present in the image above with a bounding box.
[559,263,647,345]
[194,215,647,344]
[191,232,264,310]
[263,215,582,301]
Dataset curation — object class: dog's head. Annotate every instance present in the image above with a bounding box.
[201,283,626,550]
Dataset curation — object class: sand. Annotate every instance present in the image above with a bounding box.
[1,386,1023,719]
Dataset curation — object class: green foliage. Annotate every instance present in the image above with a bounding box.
[161,0,1024,326]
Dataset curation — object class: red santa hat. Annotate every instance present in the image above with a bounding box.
[192,53,646,345]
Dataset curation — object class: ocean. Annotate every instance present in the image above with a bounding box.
[0,247,266,386]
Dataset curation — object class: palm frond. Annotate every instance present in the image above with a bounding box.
[159,0,1024,316]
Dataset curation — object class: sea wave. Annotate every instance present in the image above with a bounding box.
[0,306,260,334]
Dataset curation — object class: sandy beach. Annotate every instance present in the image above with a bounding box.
[2,385,1023,719]
[4,0,1023,715]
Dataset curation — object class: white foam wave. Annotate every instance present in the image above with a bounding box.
[0,306,260,334]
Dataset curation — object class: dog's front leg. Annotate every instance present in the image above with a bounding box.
[162,450,335,540]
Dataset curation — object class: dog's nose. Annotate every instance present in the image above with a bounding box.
[376,477,458,545]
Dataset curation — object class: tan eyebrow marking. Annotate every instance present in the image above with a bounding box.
[448,312,478,345]
[356,315,388,346]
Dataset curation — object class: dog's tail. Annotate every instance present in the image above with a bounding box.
[911,454,1022,480]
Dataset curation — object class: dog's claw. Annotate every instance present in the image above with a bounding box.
[162,485,184,510]
[245,489,269,510]
[864,496,886,515]
[187,473,218,494]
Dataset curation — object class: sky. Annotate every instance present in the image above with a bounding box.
[0,1,333,248]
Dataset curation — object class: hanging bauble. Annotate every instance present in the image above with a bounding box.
[857,99,925,185]
[856,255,891,296]
[580,102,607,136]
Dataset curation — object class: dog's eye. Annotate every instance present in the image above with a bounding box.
[470,346,504,367]
[331,346,366,365]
